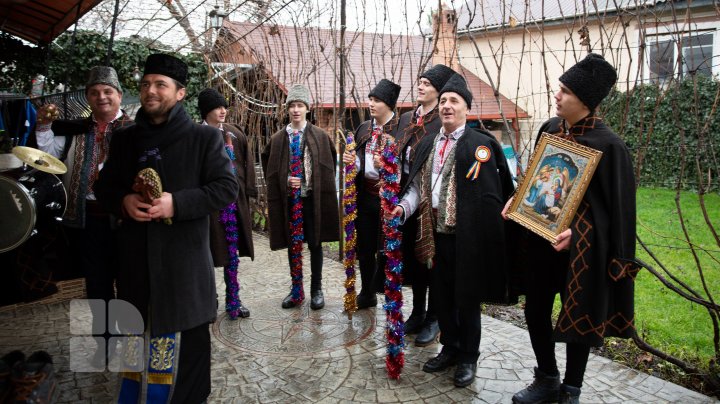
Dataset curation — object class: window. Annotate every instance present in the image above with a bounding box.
[647,31,717,82]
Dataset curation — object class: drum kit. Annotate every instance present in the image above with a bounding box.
[0,147,68,253]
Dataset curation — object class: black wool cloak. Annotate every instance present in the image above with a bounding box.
[514,116,638,346]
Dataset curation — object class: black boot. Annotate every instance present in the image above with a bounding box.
[237,301,250,318]
[415,318,440,346]
[558,383,580,404]
[356,293,377,309]
[310,290,325,310]
[281,293,298,309]
[512,367,561,403]
[404,310,426,334]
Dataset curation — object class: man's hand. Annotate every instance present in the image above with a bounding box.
[554,228,572,251]
[36,104,60,125]
[385,205,403,220]
[122,194,152,222]
[500,196,514,220]
[373,153,382,169]
[342,150,356,165]
[148,192,174,220]
[288,176,301,188]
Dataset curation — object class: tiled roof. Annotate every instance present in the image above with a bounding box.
[456,0,666,33]
[217,20,527,119]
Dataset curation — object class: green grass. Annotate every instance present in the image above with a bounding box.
[633,187,720,363]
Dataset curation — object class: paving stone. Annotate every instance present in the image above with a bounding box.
[0,233,715,403]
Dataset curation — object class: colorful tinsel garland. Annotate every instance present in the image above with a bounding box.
[220,143,242,319]
[288,131,305,303]
[379,138,405,379]
[342,133,358,319]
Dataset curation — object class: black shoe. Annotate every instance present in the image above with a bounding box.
[237,302,250,318]
[356,294,377,309]
[422,351,457,373]
[404,311,426,334]
[512,367,561,403]
[281,294,299,309]
[310,290,325,310]
[415,319,440,347]
[12,351,59,403]
[558,383,581,404]
[0,350,25,402]
[453,363,477,387]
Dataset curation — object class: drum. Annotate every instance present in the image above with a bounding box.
[0,168,67,253]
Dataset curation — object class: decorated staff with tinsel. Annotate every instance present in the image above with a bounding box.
[341,79,402,310]
[388,74,515,388]
[342,132,359,318]
[262,84,339,310]
[198,88,257,320]
[379,137,406,379]
[394,64,456,348]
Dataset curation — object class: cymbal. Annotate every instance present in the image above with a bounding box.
[12,146,67,174]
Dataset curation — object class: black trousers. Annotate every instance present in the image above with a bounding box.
[286,195,323,291]
[356,190,385,296]
[524,289,591,388]
[432,233,481,364]
[170,322,211,404]
[402,215,436,320]
[67,212,116,345]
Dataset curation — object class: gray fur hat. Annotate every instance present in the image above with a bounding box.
[559,53,617,111]
[86,66,122,93]
[286,84,311,108]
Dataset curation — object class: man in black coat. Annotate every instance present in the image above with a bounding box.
[94,54,237,403]
[395,64,454,346]
[504,53,638,404]
[390,74,515,387]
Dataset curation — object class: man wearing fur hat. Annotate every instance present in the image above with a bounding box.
[504,53,637,404]
[389,73,514,387]
[395,64,454,346]
[262,84,339,310]
[36,66,133,366]
[342,78,402,309]
[94,54,237,403]
[198,88,256,319]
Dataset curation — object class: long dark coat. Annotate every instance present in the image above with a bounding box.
[514,116,638,346]
[209,123,257,263]
[261,123,339,251]
[93,103,238,335]
[402,125,516,306]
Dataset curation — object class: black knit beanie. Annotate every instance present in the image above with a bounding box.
[439,74,473,110]
[559,53,617,111]
[420,64,455,92]
[368,79,401,109]
[198,88,228,120]
[143,53,188,86]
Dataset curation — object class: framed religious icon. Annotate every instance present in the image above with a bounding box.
[507,133,602,244]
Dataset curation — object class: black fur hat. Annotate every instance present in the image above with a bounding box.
[143,53,188,86]
[420,64,455,92]
[439,74,473,110]
[559,53,617,111]
[368,79,401,109]
[198,88,227,120]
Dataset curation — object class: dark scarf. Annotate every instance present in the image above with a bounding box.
[132,103,193,177]
[398,104,440,161]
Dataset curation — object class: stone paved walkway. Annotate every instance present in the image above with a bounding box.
[0,233,716,403]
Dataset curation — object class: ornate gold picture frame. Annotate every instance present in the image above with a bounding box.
[507,133,603,244]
